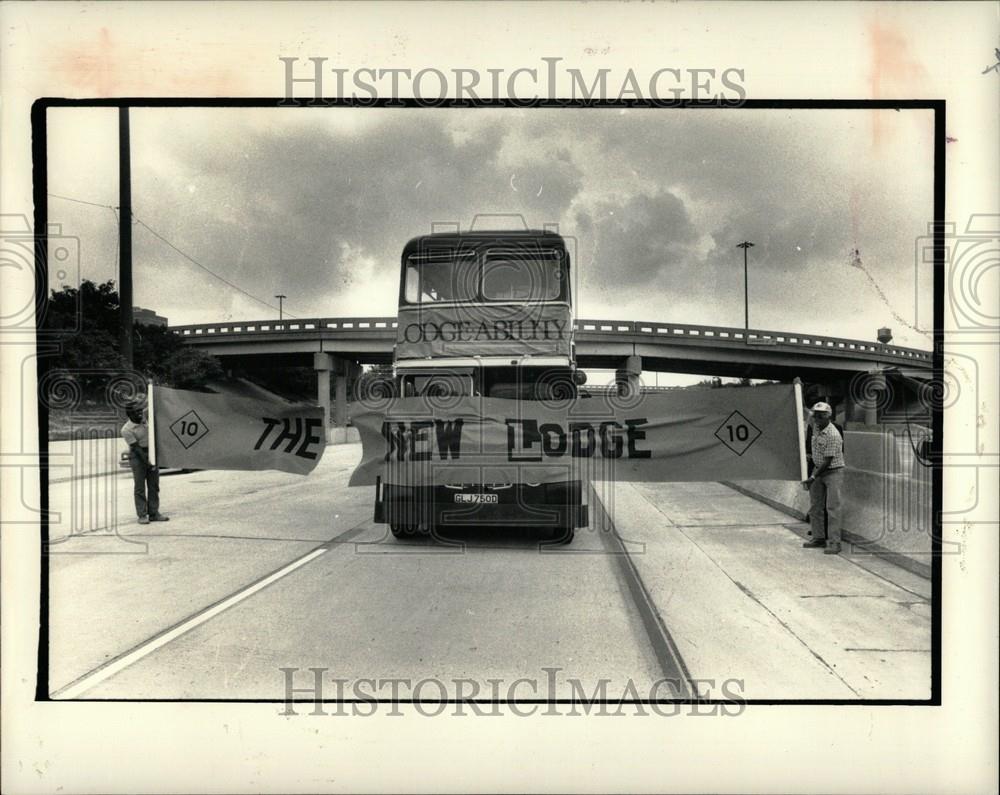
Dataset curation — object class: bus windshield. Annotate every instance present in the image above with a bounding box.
[482,253,561,301]
[403,249,564,304]
[404,255,476,304]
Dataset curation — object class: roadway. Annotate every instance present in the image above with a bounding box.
[45,444,932,701]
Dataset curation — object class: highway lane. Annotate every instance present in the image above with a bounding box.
[46,443,931,701]
[47,445,669,700]
[66,525,668,700]
[46,444,371,694]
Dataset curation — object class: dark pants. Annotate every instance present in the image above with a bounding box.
[129,449,159,518]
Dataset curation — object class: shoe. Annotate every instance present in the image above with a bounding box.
[824,542,842,555]
[138,516,150,525]
[802,538,826,548]
[149,514,170,522]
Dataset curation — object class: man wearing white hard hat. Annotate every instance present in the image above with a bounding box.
[802,401,845,554]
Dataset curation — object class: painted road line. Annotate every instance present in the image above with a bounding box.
[590,485,695,698]
[51,546,328,699]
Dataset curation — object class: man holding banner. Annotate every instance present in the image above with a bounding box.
[122,401,169,525]
[117,381,328,524]
[802,401,845,555]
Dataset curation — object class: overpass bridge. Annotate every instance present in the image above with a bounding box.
[171,316,932,431]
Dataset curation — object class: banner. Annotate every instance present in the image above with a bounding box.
[395,303,572,361]
[349,383,803,486]
[153,386,325,475]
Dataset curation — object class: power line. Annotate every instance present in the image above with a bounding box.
[47,192,115,210]
[46,192,296,318]
[49,192,120,285]
[132,215,298,318]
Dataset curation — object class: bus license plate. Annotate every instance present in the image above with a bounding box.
[454,493,498,504]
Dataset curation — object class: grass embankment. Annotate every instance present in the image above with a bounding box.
[48,408,123,442]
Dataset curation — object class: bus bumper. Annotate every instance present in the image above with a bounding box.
[374,479,588,530]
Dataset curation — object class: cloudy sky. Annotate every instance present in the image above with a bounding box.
[47,105,934,349]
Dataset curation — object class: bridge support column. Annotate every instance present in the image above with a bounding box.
[313,353,332,436]
[846,370,887,426]
[843,377,862,424]
[333,359,348,429]
[615,355,642,398]
[329,359,361,443]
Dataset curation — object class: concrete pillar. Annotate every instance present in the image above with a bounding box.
[334,361,348,427]
[860,397,875,425]
[846,370,886,426]
[314,352,332,432]
[842,378,858,423]
[864,370,887,426]
[615,355,642,397]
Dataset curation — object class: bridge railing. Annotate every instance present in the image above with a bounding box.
[575,319,932,362]
[171,316,399,336]
[170,316,932,363]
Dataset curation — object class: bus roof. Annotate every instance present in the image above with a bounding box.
[402,229,566,255]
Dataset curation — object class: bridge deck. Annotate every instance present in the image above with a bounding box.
[172,317,932,374]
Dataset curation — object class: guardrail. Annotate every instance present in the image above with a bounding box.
[172,316,399,335]
[573,320,932,362]
[170,316,932,364]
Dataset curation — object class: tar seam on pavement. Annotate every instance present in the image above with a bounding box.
[589,485,695,699]
[664,519,864,699]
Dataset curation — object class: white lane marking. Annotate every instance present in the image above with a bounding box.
[52,546,328,699]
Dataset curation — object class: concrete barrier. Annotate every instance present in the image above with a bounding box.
[48,435,128,482]
[326,426,361,445]
[723,429,934,579]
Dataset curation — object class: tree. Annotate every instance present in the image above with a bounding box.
[45,279,122,337]
[162,347,224,389]
[133,324,222,389]
[45,279,222,396]
[45,280,127,398]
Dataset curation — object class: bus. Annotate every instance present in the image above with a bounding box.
[373,229,589,543]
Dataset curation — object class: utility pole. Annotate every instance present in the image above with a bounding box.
[736,241,754,331]
[119,107,133,366]
[275,294,286,320]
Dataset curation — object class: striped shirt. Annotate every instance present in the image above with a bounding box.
[811,422,844,470]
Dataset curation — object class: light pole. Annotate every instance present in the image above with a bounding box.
[275,294,286,321]
[736,241,754,330]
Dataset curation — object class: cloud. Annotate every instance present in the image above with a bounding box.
[48,106,934,346]
[128,109,587,320]
[556,108,933,339]
[573,190,701,303]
